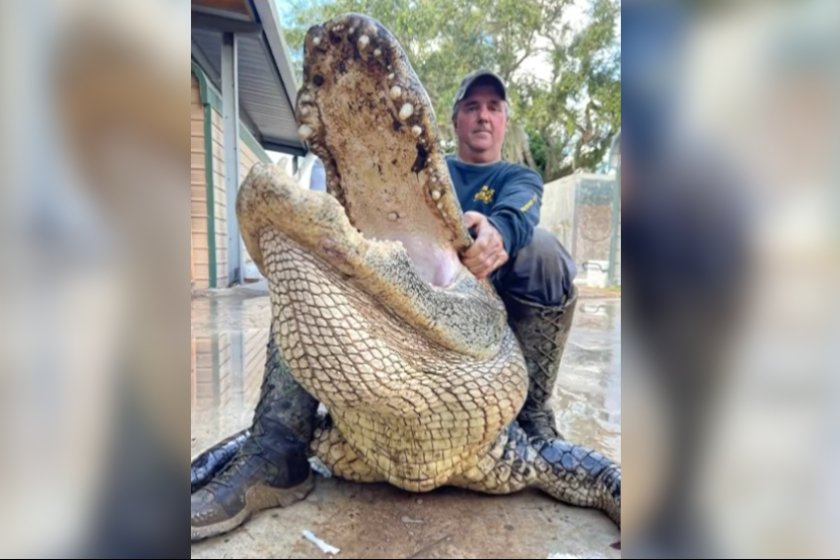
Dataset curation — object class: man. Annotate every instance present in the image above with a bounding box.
[448,69,578,442]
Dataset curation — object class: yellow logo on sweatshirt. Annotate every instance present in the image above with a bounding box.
[520,194,538,212]
[474,185,495,204]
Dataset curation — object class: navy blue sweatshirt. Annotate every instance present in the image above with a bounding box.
[446,156,543,258]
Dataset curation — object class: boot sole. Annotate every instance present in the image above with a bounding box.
[191,472,315,542]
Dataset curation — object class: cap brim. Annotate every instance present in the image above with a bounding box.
[467,73,506,99]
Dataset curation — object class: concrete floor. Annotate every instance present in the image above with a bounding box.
[190,287,621,558]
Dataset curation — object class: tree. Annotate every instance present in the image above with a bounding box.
[278,0,620,181]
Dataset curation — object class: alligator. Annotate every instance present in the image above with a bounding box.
[192,12,620,533]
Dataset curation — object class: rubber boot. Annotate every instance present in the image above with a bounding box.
[503,287,578,441]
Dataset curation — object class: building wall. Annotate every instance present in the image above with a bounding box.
[191,73,272,289]
[539,171,618,266]
[573,203,613,265]
[539,174,577,252]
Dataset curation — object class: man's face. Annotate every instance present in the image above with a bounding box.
[453,84,508,163]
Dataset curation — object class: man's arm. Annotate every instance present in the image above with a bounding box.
[459,167,543,279]
[485,167,543,259]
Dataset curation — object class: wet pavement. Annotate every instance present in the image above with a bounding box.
[190,288,621,558]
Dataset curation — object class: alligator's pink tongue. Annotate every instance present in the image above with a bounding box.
[296,14,472,287]
[386,232,463,287]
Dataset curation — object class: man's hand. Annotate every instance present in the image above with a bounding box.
[460,211,508,280]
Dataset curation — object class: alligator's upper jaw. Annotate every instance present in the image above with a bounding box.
[295,13,474,289]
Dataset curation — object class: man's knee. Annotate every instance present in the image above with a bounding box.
[493,228,576,306]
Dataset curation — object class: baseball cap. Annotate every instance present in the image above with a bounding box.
[452,69,506,118]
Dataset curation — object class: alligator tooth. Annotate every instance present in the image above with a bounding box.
[398,103,413,120]
[312,36,321,46]
[411,125,422,137]
[374,48,382,57]
[298,124,313,139]
[431,190,441,201]
[357,35,369,50]
[388,73,395,81]
[389,86,401,100]
[299,106,310,116]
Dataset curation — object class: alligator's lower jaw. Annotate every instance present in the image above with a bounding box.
[236,162,460,288]
[237,163,507,360]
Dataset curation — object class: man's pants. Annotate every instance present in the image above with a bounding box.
[490,228,577,306]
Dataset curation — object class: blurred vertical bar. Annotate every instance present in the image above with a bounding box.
[622,0,840,557]
[0,0,189,556]
[607,129,620,286]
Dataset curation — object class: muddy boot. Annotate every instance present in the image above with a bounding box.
[191,325,318,542]
[191,428,250,493]
[503,287,578,442]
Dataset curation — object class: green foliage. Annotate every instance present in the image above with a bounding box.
[276,0,620,181]
[526,126,547,177]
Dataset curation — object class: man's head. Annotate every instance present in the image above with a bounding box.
[451,70,509,164]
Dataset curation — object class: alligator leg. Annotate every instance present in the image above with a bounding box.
[311,419,619,528]
[309,420,387,483]
[451,424,621,527]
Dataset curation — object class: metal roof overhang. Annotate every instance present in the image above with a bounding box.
[191,0,306,155]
